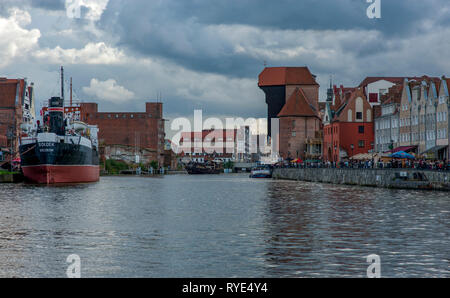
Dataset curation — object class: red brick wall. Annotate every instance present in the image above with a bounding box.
[324,122,374,162]
[80,102,165,165]
[286,85,319,111]
[0,79,25,154]
[279,116,320,159]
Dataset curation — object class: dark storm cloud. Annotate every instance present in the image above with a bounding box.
[30,0,65,11]
[98,0,448,79]
[0,0,65,13]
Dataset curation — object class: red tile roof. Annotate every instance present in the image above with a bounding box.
[258,67,319,87]
[277,88,318,118]
[358,77,405,87]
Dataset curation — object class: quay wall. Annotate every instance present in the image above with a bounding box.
[272,168,450,191]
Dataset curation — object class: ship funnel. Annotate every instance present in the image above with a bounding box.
[48,96,65,135]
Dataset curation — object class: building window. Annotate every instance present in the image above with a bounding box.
[358,126,364,134]
[292,132,296,137]
[356,112,363,120]
[358,140,365,148]
[369,93,378,103]
[292,120,296,128]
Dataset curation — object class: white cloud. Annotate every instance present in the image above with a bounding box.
[33,42,126,65]
[82,78,135,103]
[65,0,109,21]
[0,8,40,67]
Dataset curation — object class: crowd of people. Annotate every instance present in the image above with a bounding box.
[277,159,450,171]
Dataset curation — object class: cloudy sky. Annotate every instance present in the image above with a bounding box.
[1,0,450,134]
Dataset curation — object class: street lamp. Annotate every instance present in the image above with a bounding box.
[350,144,354,160]
[334,145,337,163]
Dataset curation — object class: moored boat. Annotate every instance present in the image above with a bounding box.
[19,68,100,184]
[249,167,272,178]
[185,162,222,175]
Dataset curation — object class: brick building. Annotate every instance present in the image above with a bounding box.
[277,88,321,160]
[179,129,238,163]
[80,102,165,166]
[323,88,374,162]
[0,77,36,162]
[258,67,320,136]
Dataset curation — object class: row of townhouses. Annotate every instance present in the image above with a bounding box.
[375,76,450,160]
[256,67,450,163]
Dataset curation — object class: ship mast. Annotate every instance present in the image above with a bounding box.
[70,77,73,106]
[60,66,65,101]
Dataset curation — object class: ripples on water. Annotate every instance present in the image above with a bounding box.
[0,174,448,277]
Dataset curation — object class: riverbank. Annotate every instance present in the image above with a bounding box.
[0,171,24,183]
[273,168,450,191]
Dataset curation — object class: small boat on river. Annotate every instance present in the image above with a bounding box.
[249,167,272,179]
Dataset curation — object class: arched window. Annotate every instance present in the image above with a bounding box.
[366,110,371,122]
[347,109,353,122]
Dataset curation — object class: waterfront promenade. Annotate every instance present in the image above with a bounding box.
[273,168,450,191]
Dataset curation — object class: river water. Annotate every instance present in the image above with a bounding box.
[0,174,448,278]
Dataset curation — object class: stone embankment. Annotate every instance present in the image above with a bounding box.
[273,168,450,191]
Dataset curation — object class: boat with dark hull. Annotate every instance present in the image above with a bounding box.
[19,72,100,184]
[249,166,272,178]
[185,162,222,175]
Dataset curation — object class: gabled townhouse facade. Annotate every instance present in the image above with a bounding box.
[423,80,439,153]
[374,84,402,153]
[323,88,374,162]
[436,77,449,160]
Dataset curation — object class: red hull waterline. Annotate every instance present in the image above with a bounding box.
[22,165,100,184]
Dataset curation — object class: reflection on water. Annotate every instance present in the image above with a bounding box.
[0,175,448,277]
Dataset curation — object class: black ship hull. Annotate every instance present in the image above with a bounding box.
[20,141,99,184]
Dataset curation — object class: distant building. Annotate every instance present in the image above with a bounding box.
[359,77,405,106]
[396,76,448,159]
[277,88,322,160]
[397,77,441,155]
[80,102,165,166]
[323,88,374,162]
[258,67,320,136]
[179,129,238,163]
[374,84,402,153]
[164,139,179,169]
[436,77,449,160]
[0,77,36,161]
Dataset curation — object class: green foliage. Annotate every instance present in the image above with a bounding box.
[105,159,129,174]
[0,170,20,175]
[223,161,234,169]
[149,160,159,170]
